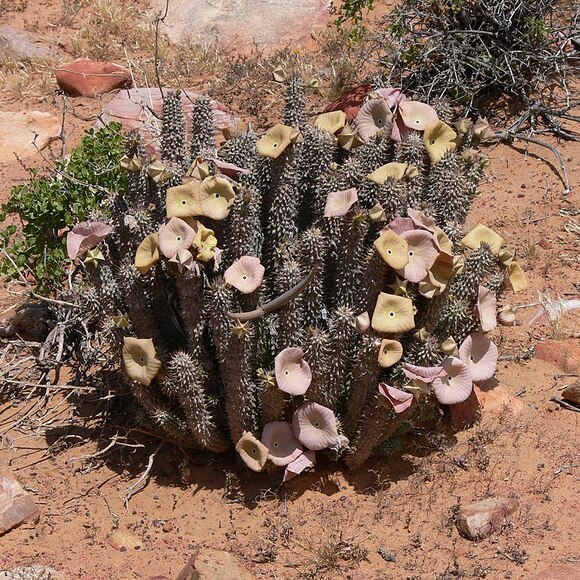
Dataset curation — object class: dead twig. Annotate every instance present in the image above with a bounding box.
[123,440,164,511]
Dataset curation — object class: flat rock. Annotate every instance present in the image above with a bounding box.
[535,340,580,373]
[56,58,132,97]
[0,111,61,163]
[531,564,580,579]
[151,0,330,49]
[456,497,519,541]
[0,28,50,60]
[176,548,255,580]
[0,566,65,580]
[561,381,580,404]
[323,84,373,121]
[0,474,39,535]
[96,88,240,156]
[108,529,142,552]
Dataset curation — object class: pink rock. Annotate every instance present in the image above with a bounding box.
[96,88,240,157]
[532,564,580,579]
[176,548,255,580]
[475,383,526,416]
[0,111,61,163]
[535,340,580,373]
[449,388,481,429]
[151,0,331,50]
[457,497,519,540]
[0,474,39,535]
[450,383,525,428]
[323,84,373,122]
[56,58,132,97]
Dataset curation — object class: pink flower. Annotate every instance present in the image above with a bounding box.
[323,188,358,217]
[458,333,498,382]
[66,221,112,260]
[275,347,312,395]
[476,286,497,332]
[378,383,413,413]
[292,402,339,451]
[261,421,303,466]
[283,450,316,482]
[432,357,473,405]
[402,362,445,382]
[224,256,265,294]
[396,229,439,283]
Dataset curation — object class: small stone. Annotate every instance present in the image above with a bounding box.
[162,520,173,533]
[176,548,255,580]
[561,381,580,405]
[456,497,519,541]
[0,28,50,60]
[56,58,132,97]
[0,566,65,580]
[108,529,142,552]
[0,474,39,535]
[0,111,61,163]
[532,564,580,579]
[535,340,580,373]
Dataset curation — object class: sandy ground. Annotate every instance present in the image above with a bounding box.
[0,1,579,578]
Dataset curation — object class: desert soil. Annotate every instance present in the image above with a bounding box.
[0,1,579,579]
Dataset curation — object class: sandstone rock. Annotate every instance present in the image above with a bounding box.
[108,529,142,552]
[561,381,580,405]
[532,564,580,579]
[0,28,50,60]
[0,566,65,580]
[534,340,580,373]
[176,548,255,580]
[96,88,240,157]
[150,0,330,49]
[323,84,373,121]
[56,58,132,97]
[456,497,519,541]
[0,474,39,535]
[475,383,526,416]
[449,388,480,428]
[0,111,61,163]
[450,383,524,428]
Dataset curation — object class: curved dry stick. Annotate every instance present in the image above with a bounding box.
[225,269,316,321]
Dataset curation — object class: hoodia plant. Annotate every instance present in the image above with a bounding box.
[66,77,528,478]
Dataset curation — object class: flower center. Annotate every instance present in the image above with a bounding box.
[273,442,279,447]
[214,193,220,198]
[176,236,182,242]
[389,311,395,317]
[242,275,248,280]
[273,142,279,148]
[181,199,187,205]
[251,448,257,454]
[314,421,320,428]
[387,249,392,255]
[409,250,414,257]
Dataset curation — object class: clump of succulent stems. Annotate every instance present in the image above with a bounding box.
[66,79,524,477]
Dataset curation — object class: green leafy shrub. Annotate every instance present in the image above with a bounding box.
[0,122,127,293]
[335,0,375,42]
